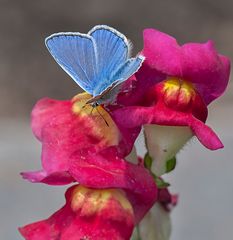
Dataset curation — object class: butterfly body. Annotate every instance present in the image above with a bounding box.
[86,81,121,107]
[45,25,144,106]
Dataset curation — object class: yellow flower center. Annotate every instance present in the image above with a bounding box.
[71,185,133,217]
[72,92,120,148]
[163,77,196,110]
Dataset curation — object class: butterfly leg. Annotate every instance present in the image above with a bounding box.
[96,107,109,127]
[90,106,95,115]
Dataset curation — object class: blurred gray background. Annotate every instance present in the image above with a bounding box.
[0,0,232,239]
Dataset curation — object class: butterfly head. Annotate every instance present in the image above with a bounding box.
[90,101,99,108]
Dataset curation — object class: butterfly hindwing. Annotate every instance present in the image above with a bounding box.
[111,55,145,84]
[93,55,145,96]
[45,33,98,94]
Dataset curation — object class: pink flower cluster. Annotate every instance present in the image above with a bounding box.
[20,28,230,240]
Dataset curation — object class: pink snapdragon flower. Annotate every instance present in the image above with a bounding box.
[20,27,230,240]
[113,28,230,151]
[20,92,157,239]
[19,185,135,240]
[22,93,140,185]
[20,147,157,240]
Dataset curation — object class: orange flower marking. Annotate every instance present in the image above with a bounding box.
[72,92,120,148]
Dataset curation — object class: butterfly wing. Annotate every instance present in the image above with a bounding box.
[89,25,131,95]
[104,55,145,103]
[46,26,144,103]
[45,33,98,94]
[94,55,145,97]
[110,55,145,85]
[87,55,144,106]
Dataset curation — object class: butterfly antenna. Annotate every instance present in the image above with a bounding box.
[96,107,109,127]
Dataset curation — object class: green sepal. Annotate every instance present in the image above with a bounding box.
[154,175,170,189]
[144,152,153,170]
[144,152,171,188]
[130,225,142,240]
[165,156,177,173]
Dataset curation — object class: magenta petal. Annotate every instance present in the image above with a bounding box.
[142,29,231,105]
[112,106,153,128]
[19,220,51,240]
[112,105,192,128]
[21,170,74,185]
[31,98,69,140]
[142,28,182,76]
[69,147,157,223]
[113,105,223,150]
[19,185,135,240]
[28,98,75,179]
[25,93,141,186]
[189,118,224,150]
[21,170,47,182]
[158,188,178,212]
[116,67,166,106]
[181,41,231,104]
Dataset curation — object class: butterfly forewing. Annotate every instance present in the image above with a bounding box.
[45,33,98,94]
[89,25,130,95]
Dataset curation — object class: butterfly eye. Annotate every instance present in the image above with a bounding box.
[91,102,99,108]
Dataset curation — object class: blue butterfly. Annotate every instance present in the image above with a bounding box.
[45,25,144,106]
